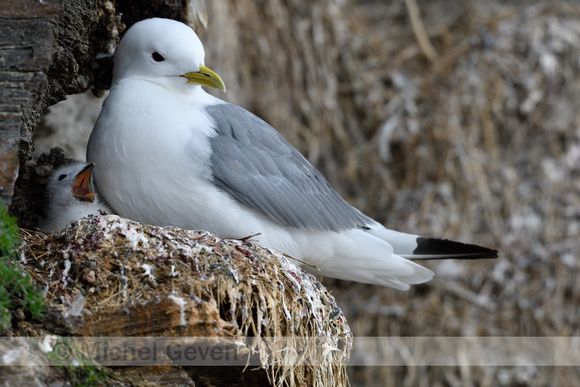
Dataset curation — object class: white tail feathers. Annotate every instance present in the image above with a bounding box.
[297,227,434,290]
[297,224,496,289]
[366,224,498,260]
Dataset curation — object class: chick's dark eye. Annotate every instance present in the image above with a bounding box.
[152,52,165,62]
[58,174,67,181]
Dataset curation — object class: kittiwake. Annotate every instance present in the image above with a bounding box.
[41,162,113,233]
[87,18,497,289]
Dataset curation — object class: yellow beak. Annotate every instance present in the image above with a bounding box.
[181,65,226,92]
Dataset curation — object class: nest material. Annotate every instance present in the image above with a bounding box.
[18,215,351,387]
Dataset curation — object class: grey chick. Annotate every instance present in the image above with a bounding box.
[41,162,113,233]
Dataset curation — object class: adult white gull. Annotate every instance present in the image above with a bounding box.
[87,18,496,290]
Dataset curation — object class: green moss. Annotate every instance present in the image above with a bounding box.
[0,204,45,332]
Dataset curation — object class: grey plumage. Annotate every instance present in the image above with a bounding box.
[208,103,372,232]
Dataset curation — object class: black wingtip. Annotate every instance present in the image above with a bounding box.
[413,237,498,260]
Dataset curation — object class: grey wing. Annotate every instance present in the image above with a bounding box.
[206,103,372,232]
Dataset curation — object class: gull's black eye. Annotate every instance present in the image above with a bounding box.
[58,174,67,181]
[152,52,165,62]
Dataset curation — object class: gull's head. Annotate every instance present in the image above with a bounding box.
[113,18,226,92]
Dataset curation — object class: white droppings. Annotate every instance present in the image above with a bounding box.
[63,259,71,277]
[112,217,150,249]
[185,244,214,256]
[141,263,155,280]
[168,294,187,326]
[278,281,292,324]
[229,266,239,283]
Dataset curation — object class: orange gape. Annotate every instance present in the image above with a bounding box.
[73,165,97,201]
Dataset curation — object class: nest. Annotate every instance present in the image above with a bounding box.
[18,215,352,386]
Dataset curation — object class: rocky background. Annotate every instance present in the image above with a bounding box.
[6,0,580,385]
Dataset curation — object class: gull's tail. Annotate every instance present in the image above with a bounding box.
[407,237,498,260]
[289,224,497,290]
[366,226,498,260]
